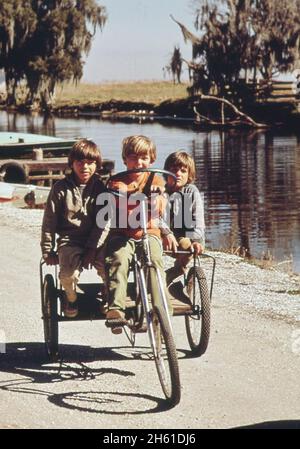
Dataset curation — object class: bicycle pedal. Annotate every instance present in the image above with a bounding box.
[105,318,127,328]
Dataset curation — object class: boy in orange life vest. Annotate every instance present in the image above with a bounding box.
[105,135,171,332]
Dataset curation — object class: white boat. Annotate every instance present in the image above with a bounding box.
[0,181,50,207]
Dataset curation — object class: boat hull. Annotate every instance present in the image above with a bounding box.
[0,132,78,159]
[0,181,50,207]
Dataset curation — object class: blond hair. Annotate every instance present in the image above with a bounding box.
[68,139,102,169]
[164,151,196,183]
[122,135,156,163]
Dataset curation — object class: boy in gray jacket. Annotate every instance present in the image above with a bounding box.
[41,139,109,318]
[163,151,205,300]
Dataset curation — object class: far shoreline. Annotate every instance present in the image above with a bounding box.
[1,80,300,129]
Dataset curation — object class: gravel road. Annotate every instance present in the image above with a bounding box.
[0,203,299,429]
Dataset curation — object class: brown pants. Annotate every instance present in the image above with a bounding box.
[58,244,105,301]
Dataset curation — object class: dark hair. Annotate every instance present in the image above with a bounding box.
[68,139,102,169]
[164,151,195,183]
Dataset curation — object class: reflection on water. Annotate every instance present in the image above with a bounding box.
[192,130,300,273]
[1,111,300,273]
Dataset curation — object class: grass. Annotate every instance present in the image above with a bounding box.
[53,80,190,107]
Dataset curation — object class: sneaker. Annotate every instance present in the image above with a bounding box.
[63,299,79,318]
[106,309,125,320]
[168,281,191,304]
[106,309,126,334]
[111,326,123,335]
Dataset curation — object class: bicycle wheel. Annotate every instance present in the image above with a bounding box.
[147,267,181,407]
[185,266,210,356]
[42,274,59,361]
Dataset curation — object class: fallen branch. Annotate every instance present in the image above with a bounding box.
[194,94,267,128]
[193,107,256,128]
[193,108,222,125]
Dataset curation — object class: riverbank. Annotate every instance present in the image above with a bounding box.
[52,81,198,121]
[2,81,300,127]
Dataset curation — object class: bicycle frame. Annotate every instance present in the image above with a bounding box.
[133,194,174,334]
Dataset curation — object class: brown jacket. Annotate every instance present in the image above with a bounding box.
[41,173,109,258]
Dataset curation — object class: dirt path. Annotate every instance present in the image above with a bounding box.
[0,216,299,429]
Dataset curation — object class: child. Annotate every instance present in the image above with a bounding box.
[164,151,205,299]
[105,135,170,333]
[40,139,109,318]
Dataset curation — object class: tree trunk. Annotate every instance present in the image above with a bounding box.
[221,101,225,125]
[5,70,17,107]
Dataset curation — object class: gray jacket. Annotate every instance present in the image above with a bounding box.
[41,173,109,258]
[163,183,205,244]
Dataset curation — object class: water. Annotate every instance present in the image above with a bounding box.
[1,111,300,273]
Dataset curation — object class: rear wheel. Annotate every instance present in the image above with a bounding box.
[185,267,210,356]
[147,267,181,407]
[42,274,59,361]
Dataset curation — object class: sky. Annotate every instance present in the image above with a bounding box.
[83,0,197,83]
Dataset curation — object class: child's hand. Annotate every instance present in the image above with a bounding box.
[163,233,178,252]
[45,254,59,265]
[150,184,165,194]
[82,248,97,269]
[191,242,204,256]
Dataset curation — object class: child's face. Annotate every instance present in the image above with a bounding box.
[124,152,152,180]
[168,164,189,190]
[72,159,97,184]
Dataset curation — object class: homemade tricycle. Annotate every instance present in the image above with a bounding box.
[40,168,215,407]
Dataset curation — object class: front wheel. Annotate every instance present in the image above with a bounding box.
[42,274,59,361]
[147,267,181,407]
[185,266,210,356]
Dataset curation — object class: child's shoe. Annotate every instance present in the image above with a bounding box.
[62,292,78,318]
[106,309,126,334]
[63,299,79,318]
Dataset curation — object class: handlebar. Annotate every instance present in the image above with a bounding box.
[108,168,177,182]
[107,168,177,199]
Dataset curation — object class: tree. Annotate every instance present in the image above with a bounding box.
[0,1,37,105]
[250,0,300,80]
[170,46,182,84]
[0,0,107,109]
[172,0,300,99]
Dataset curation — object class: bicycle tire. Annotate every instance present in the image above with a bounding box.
[42,274,59,361]
[148,267,181,406]
[185,266,210,356]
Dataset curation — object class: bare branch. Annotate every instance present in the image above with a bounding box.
[193,95,268,128]
[169,14,201,45]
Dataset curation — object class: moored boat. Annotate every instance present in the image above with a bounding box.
[0,132,78,159]
[0,181,50,207]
